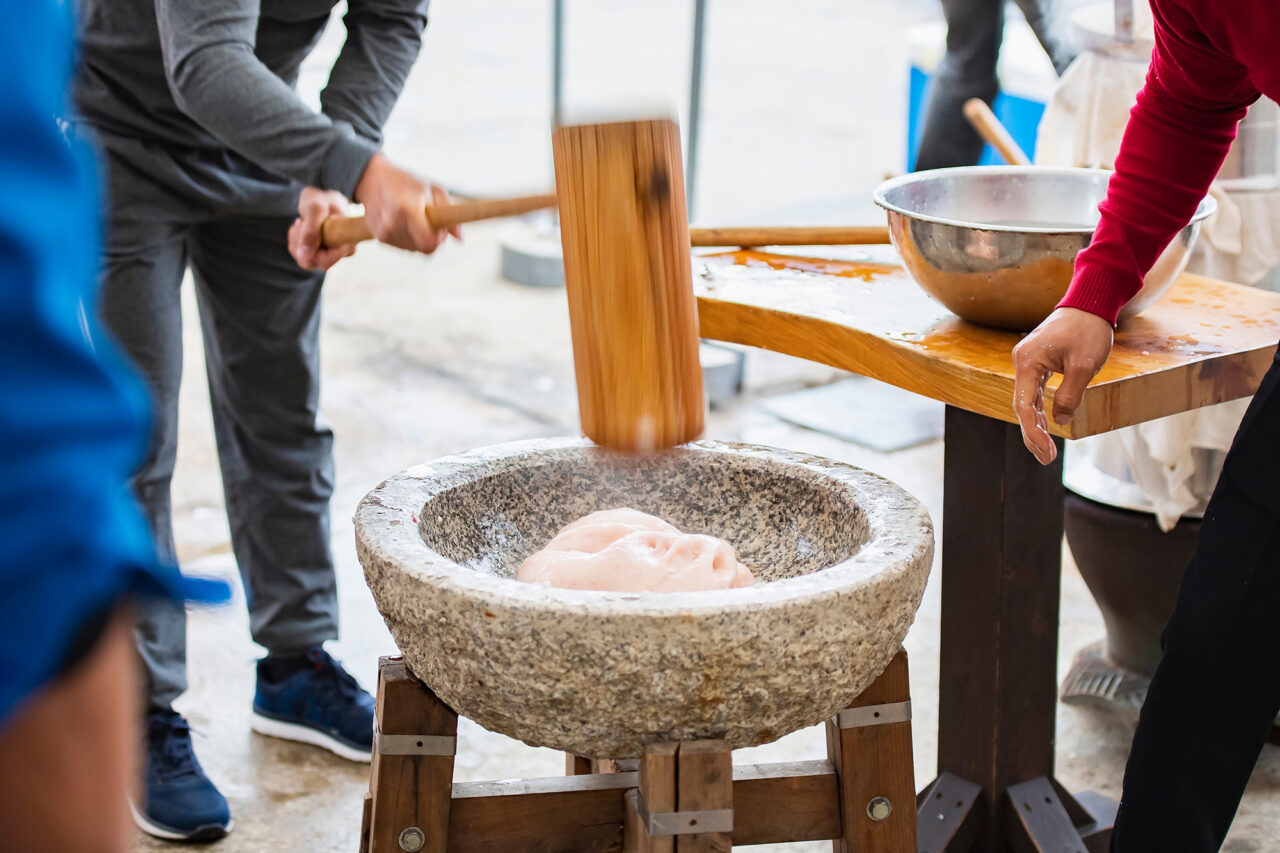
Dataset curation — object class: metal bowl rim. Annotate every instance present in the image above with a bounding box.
[872,165,1217,234]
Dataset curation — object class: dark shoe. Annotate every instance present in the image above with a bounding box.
[132,708,232,842]
[251,647,374,762]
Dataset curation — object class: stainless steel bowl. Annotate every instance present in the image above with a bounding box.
[873,166,1217,331]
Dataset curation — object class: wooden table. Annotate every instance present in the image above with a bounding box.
[694,250,1280,852]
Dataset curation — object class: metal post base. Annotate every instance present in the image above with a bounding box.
[498,213,565,289]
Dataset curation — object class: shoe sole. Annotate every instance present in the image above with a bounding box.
[250,711,372,763]
[130,801,231,843]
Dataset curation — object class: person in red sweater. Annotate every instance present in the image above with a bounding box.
[1013,1,1280,849]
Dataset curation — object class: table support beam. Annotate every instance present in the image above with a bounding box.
[916,772,982,853]
[938,406,1089,851]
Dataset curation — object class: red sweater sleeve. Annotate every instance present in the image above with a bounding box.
[1057,0,1259,324]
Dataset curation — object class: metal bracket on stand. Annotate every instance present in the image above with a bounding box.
[635,792,734,837]
[834,700,912,729]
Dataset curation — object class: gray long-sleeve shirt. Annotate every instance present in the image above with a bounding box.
[74,0,428,198]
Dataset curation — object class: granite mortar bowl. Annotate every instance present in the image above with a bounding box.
[355,437,933,758]
[874,166,1217,331]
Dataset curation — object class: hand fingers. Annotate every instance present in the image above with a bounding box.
[406,197,445,254]
[311,244,356,271]
[290,212,355,271]
[323,191,350,218]
[299,190,330,226]
[1012,343,1058,465]
[431,185,462,241]
[296,190,350,259]
[1031,380,1057,464]
[1050,356,1102,426]
[288,217,315,268]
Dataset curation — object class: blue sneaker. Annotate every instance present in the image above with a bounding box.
[132,708,232,842]
[251,647,374,762]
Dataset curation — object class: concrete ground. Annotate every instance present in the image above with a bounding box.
[134,1,1280,850]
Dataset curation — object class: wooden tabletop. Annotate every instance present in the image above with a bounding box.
[694,250,1280,438]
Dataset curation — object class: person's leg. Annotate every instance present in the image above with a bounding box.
[915,0,1004,170]
[1111,350,1280,852]
[0,607,138,853]
[95,165,191,713]
[91,135,233,841]
[188,214,374,760]
[1010,0,1078,76]
[187,215,338,657]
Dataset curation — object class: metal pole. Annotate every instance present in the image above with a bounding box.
[686,0,706,220]
[552,0,565,127]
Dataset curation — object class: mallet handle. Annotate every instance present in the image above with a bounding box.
[322,196,892,250]
[962,98,1032,167]
[320,192,559,248]
[688,225,890,247]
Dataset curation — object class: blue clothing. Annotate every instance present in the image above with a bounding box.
[0,1,226,727]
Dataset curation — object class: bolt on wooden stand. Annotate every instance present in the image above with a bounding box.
[359,650,916,852]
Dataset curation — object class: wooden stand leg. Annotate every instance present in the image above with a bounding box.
[567,753,634,775]
[676,741,732,852]
[626,743,677,853]
[826,648,916,853]
[624,740,732,853]
[367,657,458,853]
[359,792,373,853]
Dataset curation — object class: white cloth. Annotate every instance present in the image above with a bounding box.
[1041,45,1280,530]
[1110,402,1248,529]
[1196,183,1280,288]
[1034,51,1147,169]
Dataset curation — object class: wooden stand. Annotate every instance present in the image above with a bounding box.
[361,650,916,852]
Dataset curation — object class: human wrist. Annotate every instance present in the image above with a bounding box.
[1057,265,1135,327]
[323,134,380,201]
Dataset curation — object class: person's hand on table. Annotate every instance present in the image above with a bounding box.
[289,187,357,271]
[354,153,460,255]
[1012,307,1115,465]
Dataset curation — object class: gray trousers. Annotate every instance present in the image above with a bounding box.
[915,0,1077,170]
[91,130,339,709]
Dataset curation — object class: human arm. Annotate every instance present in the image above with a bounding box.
[0,609,139,853]
[317,0,459,254]
[1013,0,1260,463]
[319,0,429,145]
[155,0,453,257]
[154,0,379,197]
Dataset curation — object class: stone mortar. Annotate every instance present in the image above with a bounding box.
[355,438,933,758]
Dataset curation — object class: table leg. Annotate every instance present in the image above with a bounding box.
[922,406,1114,852]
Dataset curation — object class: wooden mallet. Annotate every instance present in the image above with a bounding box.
[318,123,889,454]
[321,201,890,250]
[552,117,705,453]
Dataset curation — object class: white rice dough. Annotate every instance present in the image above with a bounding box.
[516,508,756,592]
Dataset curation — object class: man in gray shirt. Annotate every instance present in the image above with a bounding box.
[73,0,449,841]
